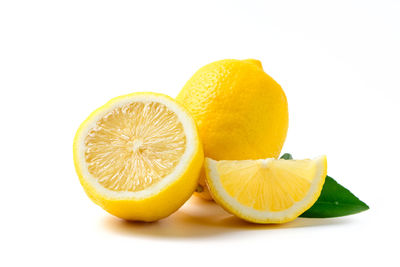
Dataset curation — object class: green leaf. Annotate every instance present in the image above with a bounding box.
[301,176,369,218]
[280,153,369,218]
[280,153,293,160]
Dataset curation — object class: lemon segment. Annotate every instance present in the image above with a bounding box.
[74,92,203,221]
[205,156,327,223]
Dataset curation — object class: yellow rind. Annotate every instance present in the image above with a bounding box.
[73,92,204,221]
[205,156,327,224]
[176,59,289,200]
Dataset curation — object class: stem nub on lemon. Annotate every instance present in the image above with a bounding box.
[205,156,327,223]
[73,92,203,221]
[176,59,289,200]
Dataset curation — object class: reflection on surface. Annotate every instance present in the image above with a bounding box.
[102,196,348,239]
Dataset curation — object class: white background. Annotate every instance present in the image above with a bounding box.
[1,0,399,266]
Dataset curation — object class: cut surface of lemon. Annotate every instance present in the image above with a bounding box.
[205,156,327,223]
[73,92,203,221]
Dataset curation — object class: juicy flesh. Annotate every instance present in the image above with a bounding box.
[217,159,317,212]
[84,101,186,192]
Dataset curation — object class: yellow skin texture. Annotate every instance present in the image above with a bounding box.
[73,93,204,221]
[176,59,289,200]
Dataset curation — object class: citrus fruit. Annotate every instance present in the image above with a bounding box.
[205,156,327,223]
[176,59,288,199]
[73,92,203,221]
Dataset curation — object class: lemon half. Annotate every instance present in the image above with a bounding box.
[73,92,203,221]
[205,156,327,223]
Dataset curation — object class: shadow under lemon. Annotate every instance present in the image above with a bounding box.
[102,197,350,239]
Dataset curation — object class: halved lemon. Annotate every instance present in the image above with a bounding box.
[205,156,327,223]
[73,92,203,221]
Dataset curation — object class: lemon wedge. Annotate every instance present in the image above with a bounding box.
[73,92,203,221]
[205,156,327,223]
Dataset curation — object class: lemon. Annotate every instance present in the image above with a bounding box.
[73,92,203,221]
[176,59,288,199]
[205,156,327,223]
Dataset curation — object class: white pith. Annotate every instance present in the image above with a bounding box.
[75,94,197,200]
[206,156,326,222]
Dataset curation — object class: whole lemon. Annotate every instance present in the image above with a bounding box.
[176,59,288,200]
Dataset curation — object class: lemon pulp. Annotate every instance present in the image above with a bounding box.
[73,93,204,221]
[205,156,327,223]
[84,101,186,192]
